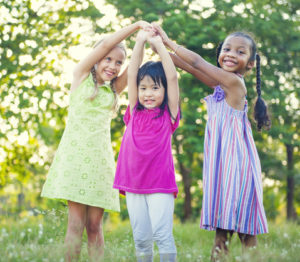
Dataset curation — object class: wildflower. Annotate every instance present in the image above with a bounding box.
[1,228,8,238]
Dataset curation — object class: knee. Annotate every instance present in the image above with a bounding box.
[68,222,84,235]
[86,220,102,236]
[153,232,176,254]
[134,238,153,255]
[67,217,85,235]
[238,233,257,247]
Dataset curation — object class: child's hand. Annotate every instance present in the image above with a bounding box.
[137,20,152,31]
[147,35,163,48]
[151,22,169,44]
[136,29,153,42]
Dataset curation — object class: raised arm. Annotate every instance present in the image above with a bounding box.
[127,30,149,113]
[72,21,151,91]
[148,35,179,120]
[113,67,128,94]
[152,23,242,92]
[169,52,217,88]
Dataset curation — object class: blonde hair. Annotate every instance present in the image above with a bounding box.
[89,39,126,112]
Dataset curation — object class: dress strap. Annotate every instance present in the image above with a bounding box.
[212,85,225,102]
[235,73,244,78]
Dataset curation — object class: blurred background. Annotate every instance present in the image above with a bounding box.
[0,0,299,225]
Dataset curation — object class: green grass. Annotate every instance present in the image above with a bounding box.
[1,210,299,262]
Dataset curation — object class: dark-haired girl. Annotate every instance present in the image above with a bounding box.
[113,29,180,262]
[41,21,151,261]
[153,24,270,261]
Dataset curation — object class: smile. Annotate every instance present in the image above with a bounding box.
[104,70,115,77]
[223,59,237,66]
[144,100,154,104]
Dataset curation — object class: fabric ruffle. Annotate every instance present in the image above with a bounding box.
[212,85,225,102]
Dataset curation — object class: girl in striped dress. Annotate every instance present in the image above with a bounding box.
[153,25,271,260]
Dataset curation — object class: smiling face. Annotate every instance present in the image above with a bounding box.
[95,46,126,84]
[218,35,254,74]
[138,75,165,109]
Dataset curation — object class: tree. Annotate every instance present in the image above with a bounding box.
[0,0,113,213]
[106,0,300,221]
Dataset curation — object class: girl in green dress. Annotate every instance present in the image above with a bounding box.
[41,20,151,261]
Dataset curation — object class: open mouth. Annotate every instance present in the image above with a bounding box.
[223,59,237,67]
[145,100,154,104]
[104,70,115,78]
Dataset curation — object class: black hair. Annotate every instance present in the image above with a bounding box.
[216,41,223,68]
[136,61,169,119]
[216,32,271,131]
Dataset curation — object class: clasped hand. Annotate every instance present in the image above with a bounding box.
[136,24,164,52]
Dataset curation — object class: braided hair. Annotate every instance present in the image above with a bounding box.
[253,53,271,131]
[216,32,271,131]
[216,41,223,68]
[90,65,119,112]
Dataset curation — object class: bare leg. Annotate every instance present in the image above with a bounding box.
[238,233,257,251]
[86,206,105,261]
[65,201,87,262]
[211,228,233,262]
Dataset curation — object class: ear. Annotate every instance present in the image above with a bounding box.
[246,60,255,70]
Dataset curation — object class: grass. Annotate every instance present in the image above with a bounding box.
[1,209,299,262]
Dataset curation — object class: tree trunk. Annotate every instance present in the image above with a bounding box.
[178,161,192,221]
[286,144,297,221]
[173,136,192,221]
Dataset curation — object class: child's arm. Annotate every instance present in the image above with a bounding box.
[149,37,216,88]
[152,23,243,94]
[113,67,128,94]
[72,21,151,92]
[169,53,217,88]
[148,35,179,121]
[127,30,149,113]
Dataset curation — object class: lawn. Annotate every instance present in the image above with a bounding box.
[1,209,299,262]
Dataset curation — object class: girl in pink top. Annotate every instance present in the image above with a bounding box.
[113,29,180,262]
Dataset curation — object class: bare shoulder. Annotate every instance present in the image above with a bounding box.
[222,73,246,95]
[222,76,247,110]
[70,71,90,92]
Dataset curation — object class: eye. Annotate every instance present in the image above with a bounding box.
[116,61,123,65]
[105,57,111,61]
[223,47,230,52]
[139,87,146,91]
[238,50,245,54]
[153,86,160,90]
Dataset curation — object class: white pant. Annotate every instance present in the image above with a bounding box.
[126,193,177,261]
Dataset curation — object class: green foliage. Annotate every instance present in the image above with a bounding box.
[0,0,113,208]
[106,0,300,220]
[1,0,299,221]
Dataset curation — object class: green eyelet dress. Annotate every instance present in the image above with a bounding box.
[41,74,120,212]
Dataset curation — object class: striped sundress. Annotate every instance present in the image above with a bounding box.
[200,86,268,235]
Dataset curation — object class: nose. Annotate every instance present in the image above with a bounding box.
[108,61,117,70]
[144,88,152,96]
[227,50,236,57]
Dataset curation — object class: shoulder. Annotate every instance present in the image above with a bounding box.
[222,74,246,98]
[165,106,180,132]
[204,85,225,104]
[70,72,93,93]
